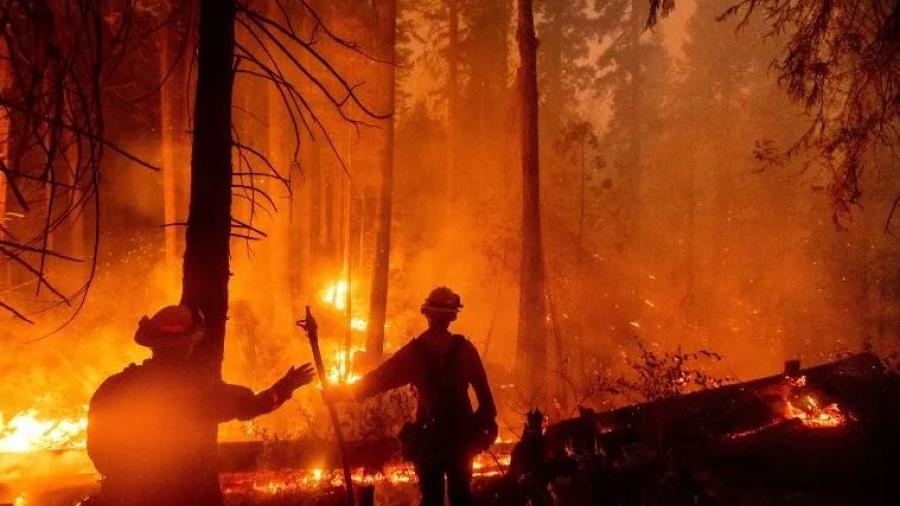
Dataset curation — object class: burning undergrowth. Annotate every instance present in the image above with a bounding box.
[2,346,897,506]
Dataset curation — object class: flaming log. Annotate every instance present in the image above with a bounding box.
[591,353,883,443]
[505,353,900,505]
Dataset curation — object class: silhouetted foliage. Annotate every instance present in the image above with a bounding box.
[0,0,157,323]
[650,0,900,226]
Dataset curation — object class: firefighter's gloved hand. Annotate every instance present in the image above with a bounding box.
[272,363,315,399]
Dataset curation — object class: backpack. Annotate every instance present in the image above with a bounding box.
[398,335,497,461]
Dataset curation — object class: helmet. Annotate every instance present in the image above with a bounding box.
[421,286,463,314]
[134,305,204,348]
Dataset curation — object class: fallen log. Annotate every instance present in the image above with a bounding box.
[504,353,900,505]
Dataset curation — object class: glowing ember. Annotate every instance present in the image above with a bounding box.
[785,395,846,428]
[729,375,850,440]
[783,375,847,428]
[229,453,510,496]
[0,409,87,453]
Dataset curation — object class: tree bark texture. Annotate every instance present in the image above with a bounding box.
[181,0,236,379]
[367,0,397,362]
[515,0,547,403]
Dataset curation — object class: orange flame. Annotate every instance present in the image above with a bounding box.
[785,395,845,428]
[0,409,87,453]
[783,375,847,428]
[325,348,364,385]
[234,451,512,496]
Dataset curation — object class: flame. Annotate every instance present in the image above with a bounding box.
[728,375,849,440]
[0,409,87,453]
[783,375,847,428]
[320,280,369,332]
[325,348,364,385]
[235,452,511,496]
[321,281,349,311]
[785,395,846,428]
[350,317,368,331]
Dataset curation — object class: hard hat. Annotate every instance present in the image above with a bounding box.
[134,305,204,347]
[421,286,463,313]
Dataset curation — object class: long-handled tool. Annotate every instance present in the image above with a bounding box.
[297,305,355,506]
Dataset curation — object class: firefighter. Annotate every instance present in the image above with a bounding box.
[86,305,315,506]
[326,287,497,506]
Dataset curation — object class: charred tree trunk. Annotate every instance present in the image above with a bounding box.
[367,0,397,363]
[181,0,236,379]
[160,14,192,289]
[515,0,547,403]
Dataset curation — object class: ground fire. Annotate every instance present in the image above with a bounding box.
[1,0,899,504]
[0,411,87,454]
[3,354,898,505]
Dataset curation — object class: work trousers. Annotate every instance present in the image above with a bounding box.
[415,453,474,506]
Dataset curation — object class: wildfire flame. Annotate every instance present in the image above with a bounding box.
[785,395,846,428]
[0,409,87,453]
[783,375,847,428]
[320,280,369,331]
[321,280,349,312]
[230,451,511,496]
[728,375,849,440]
[325,348,363,385]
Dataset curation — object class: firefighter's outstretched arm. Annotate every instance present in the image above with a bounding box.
[217,363,315,421]
[325,344,416,403]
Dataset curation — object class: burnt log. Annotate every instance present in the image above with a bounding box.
[593,353,888,446]
[504,353,900,505]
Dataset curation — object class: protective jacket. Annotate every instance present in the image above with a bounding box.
[357,330,497,449]
[87,358,285,506]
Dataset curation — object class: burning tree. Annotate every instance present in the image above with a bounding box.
[0,0,387,365]
[176,0,388,378]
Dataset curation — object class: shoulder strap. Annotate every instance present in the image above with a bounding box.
[435,335,468,391]
[410,335,467,391]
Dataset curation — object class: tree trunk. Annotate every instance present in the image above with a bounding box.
[627,0,644,241]
[446,0,459,209]
[181,0,236,379]
[160,13,192,289]
[367,0,396,363]
[263,0,300,318]
[0,43,8,286]
[515,0,547,403]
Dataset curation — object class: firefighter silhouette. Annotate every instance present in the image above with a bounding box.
[87,305,314,506]
[327,287,498,506]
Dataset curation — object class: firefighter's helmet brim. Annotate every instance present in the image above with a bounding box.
[134,305,203,347]
[421,303,463,314]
